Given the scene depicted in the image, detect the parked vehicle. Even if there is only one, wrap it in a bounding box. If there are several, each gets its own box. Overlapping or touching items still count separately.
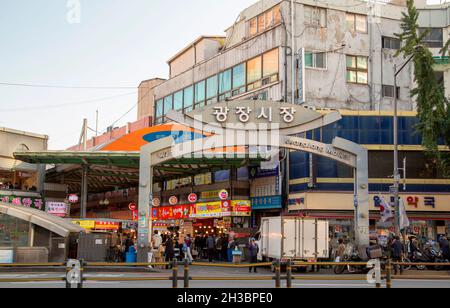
[255,217,329,264]
[334,244,366,274]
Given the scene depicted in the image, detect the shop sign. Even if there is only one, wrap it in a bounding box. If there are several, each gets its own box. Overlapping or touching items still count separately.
[249,167,279,179]
[221,200,231,215]
[200,190,222,200]
[68,194,79,204]
[288,195,306,212]
[188,193,198,203]
[223,217,232,228]
[128,202,137,211]
[152,198,161,207]
[0,249,14,264]
[72,220,96,230]
[251,196,282,210]
[45,201,70,217]
[132,210,138,221]
[231,200,252,217]
[95,221,120,230]
[219,190,229,201]
[191,201,223,218]
[169,196,179,206]
[0,195,44,211]
[153,204,193,220]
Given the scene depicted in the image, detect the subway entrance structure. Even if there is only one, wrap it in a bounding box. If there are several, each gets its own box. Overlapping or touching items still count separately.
[137,100,370,261]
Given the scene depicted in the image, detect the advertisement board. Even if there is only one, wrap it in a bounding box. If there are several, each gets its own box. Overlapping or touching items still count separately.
[0,195,44,211]
[191,201,223,218]
[45,201,70,217]
[231,200,252,217]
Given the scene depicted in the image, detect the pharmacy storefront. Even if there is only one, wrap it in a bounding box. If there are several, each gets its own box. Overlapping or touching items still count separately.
[288,192,450,243]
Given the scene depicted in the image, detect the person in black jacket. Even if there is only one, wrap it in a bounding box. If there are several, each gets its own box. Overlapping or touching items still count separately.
[391,236,404,275]
[439,236,450,261]
[164,234,175,269]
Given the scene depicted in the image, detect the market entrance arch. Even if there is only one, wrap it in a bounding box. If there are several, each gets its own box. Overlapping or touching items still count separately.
[137,101,369,261]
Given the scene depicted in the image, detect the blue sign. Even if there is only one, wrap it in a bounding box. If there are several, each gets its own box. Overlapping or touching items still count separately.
[251,196,282,210]
[249,166,279,179]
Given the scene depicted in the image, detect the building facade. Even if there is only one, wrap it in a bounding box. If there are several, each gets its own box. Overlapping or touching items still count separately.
[130,0,450,242]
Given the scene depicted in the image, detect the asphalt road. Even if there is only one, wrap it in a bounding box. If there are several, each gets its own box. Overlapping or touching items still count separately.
[0,266,449,288]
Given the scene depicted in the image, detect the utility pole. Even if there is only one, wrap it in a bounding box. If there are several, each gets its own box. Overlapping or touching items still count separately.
[393,53,415,235]
[95,110,99,137]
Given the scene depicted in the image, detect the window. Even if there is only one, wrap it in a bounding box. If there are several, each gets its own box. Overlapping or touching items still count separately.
[304,5,327,28]
[382,37,401,50]
[247,56,262,90]
[163,96,173,117]
[232,63,246,96]
[305,51,327,69]
[219,69,232,94]
[206,75,218,104]
[419,28,443,48]
[346,13,367,33]
[183,86,194,113]
[382,85,400,99]
[247,5,282,37]
[249,17,258,36]
[346,55,368,84]
[173,90,183,111]
[263,49,279,77]
[194,80,206,109]
[155,99,163,118]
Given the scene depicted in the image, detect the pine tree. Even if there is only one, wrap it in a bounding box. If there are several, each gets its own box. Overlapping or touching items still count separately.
[395,0,450,177]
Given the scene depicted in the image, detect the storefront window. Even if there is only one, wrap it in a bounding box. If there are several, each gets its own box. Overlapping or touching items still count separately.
[0,214,29,247]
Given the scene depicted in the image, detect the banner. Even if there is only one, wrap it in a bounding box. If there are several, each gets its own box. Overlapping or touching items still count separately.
[0,195,44,211]
[231,200,252,217]
[191,202,223,218]
[399,198,410,230]
[45,201,70,217]
[152,204,194,220]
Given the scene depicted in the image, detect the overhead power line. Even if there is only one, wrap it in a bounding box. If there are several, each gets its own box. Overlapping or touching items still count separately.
[0,92,136,112]
[0,82,137,90]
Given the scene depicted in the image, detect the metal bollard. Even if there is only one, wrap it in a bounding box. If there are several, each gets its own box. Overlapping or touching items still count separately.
[184,258,190,288]
[286,260,292,289]
[172,259,178,288]
[78,260,84,289]
[274,260,281,288]
[386,259,392,289]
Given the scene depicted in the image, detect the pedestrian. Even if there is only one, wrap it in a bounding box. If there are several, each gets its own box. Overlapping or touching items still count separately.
[164,234,175,269]
[391,236,404,275]
[184,234,193,263]
[407,236,418,261]
[439,236,450,260]
[221,235,229,261]
[336,238,346,262]
[152,231,162,250]
[206,234,216,263]
[228,238,236,263]
[247,238,259,273]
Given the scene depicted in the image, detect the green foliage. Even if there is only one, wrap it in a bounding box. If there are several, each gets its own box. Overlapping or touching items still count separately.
[395,0,450,177]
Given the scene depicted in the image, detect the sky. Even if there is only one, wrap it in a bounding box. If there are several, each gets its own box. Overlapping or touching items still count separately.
[0,0,257,150]
[0,0,445,150]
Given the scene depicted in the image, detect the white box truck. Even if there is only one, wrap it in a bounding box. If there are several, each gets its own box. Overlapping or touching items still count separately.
[256,217,329,262]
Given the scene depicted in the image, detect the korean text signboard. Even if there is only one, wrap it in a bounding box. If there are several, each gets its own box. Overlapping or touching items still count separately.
[0,195,44,211]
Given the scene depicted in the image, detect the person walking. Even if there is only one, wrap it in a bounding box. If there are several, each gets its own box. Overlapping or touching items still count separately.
[221,235,229,261]
[152,231,162,250]
[336,238,346,262]
[164,234,175,269]
[391,236,404,275]
[247,238,259,273]
[228,238,237,263]
[184,235,194,263]
[407,236,418,261]
[206,234,216,263]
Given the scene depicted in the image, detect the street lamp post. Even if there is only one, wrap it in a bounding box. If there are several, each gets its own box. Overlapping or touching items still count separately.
[393,54,415,235]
